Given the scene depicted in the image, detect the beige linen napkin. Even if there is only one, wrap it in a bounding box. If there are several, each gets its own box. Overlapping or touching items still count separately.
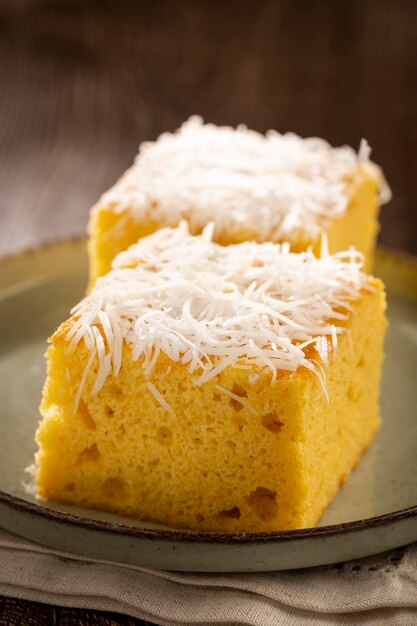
[0,527,416,626]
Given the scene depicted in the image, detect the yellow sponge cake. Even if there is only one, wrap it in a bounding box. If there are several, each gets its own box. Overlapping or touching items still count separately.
[87,117,390,288]
[36,224,387,532]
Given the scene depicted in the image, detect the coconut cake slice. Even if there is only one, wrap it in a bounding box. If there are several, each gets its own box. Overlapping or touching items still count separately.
[87,116,390,288]
[36,223,387,532]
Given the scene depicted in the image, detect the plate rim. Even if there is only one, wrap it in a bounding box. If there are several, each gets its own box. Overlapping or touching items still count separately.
[1,491,416,544]
[1,239,416,547]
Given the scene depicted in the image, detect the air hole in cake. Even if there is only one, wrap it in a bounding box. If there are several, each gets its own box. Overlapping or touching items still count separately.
[228,384,248,412]
[226,440,236,449]
[207,426,215,433]
[347,385,362,402]
[106,383,123,398]
[246,487,278,520]
[262,412,284,433]
[232,384,247,397]
[78,399,96,431]
[358,356,366,368]
[64,482,75,493]
[213,393,222,401]
[338,473,348,488]
[157,426,172,445]
[105,405,114,418]
[219,506,241,519]
[193,437,202,445]
[230,397,243,412]
[76,443,100,464]
[102,477,125,497]
[195,514,205,523]
[232,415,245,432]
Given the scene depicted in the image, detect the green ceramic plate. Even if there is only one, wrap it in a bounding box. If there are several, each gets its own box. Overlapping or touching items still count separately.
[0,240,416,572]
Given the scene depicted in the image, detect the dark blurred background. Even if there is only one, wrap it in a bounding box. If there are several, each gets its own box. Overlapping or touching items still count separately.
[0,0,416,256]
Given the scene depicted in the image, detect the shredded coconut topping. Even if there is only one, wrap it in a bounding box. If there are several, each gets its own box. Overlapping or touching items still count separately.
[67,223,370,406]
[99,116,390,244]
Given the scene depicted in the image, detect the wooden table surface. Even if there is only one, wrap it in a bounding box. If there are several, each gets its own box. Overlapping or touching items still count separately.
[0,1,416,624]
